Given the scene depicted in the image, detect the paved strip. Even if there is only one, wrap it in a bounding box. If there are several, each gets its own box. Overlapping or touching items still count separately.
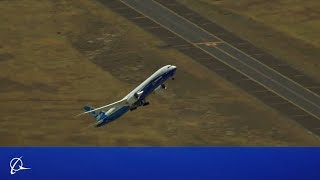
[154,0,320,95]
[97,0,320,136]
[119,0,320,118]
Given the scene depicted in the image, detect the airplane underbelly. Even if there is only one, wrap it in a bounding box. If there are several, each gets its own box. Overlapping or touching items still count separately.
[141,79,165,99]
[95,106,130,127]
[107,106,130,121]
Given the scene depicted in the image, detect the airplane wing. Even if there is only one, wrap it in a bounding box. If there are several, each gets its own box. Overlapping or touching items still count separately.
[77,98,128,116]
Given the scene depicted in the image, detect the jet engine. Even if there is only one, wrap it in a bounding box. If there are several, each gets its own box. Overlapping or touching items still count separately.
[127,91,143,105]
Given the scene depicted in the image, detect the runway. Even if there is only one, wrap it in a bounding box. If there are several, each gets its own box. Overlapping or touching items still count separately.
[99,0,320,135]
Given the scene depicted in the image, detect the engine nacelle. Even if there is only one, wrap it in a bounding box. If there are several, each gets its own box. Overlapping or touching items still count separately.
[154,84,166,94]
[127,94,138,105]
[127,91,143,105]
[105,107,116,116]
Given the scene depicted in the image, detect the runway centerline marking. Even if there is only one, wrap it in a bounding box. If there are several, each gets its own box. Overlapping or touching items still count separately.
[130,16,147,19]
[194,41,223,47]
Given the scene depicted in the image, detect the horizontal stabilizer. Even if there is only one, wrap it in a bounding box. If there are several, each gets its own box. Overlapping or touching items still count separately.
[83,106,99,118]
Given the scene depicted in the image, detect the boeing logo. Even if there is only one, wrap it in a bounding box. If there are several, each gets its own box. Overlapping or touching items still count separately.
[10,156,31,175]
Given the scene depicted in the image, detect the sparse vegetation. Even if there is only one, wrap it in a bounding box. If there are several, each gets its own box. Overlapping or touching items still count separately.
[178,0,320,82]
[0,0,318,145]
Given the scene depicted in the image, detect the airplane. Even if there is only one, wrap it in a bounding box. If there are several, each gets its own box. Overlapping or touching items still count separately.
[77,65,177,127]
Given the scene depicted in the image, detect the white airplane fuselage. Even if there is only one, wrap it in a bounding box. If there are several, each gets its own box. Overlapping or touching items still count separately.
[125,65,177,107]
[83,65,177,127]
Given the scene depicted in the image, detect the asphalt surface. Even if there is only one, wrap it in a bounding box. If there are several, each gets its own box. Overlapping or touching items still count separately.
[99,0,320,135]
[121,0,320,116]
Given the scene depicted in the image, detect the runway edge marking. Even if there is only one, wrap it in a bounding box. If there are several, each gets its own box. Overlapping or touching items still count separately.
[118,0,320,119]
[116,0,320,137]
[152,0,320,99]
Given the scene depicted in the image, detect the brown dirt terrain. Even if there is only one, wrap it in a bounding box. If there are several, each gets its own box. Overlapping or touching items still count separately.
[0,0,319,145]
[178,0,320,82]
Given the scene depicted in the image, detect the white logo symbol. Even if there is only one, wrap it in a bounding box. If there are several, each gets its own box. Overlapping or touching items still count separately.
[10,156,31,175]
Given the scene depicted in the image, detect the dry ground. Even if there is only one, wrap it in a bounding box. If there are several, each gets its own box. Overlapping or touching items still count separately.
[0,0,319,145]
[178,0,320,82]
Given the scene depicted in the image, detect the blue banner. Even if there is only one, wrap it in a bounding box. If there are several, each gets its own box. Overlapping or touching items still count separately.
[0,147,319,180]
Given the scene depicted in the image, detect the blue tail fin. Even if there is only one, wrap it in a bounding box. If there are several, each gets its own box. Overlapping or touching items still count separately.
[83,106,107,121]
[83,106,99,118]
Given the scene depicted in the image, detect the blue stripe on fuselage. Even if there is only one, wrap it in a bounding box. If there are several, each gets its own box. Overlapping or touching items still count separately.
[95,68,175,127]
[139,68,176,100]
[95,106,130,127]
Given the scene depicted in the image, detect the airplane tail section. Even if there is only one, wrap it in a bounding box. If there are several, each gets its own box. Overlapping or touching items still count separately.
[83,106,98,118]
[83,106,107,121]
[78,98,128,117]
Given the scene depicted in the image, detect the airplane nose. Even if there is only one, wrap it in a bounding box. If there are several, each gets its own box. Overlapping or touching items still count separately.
[171,65,177,70]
